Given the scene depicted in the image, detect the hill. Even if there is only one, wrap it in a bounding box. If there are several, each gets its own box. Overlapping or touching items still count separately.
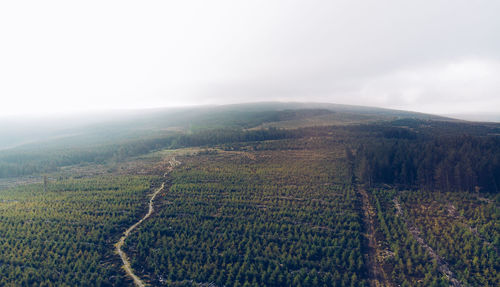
[0,102,453,150]
[0,102,498,286]
[0,102,498,180]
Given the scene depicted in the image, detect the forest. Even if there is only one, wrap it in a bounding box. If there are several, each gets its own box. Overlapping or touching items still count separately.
[357,134,500,192]
[0,175,156,286]
[0,107,498,286]
[0,127,295,178]
[124,141,367,286]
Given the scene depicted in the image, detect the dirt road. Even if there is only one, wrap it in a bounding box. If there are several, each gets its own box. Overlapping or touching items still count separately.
[115,182,164,287]
[115,157,180,287]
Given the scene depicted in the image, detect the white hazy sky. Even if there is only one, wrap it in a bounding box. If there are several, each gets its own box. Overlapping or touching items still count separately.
[1,0,499,117]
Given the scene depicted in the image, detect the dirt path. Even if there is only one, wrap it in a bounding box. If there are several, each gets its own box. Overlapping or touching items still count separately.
[115,157,180,287]
[394,198,464,287]
[358,186,392,287]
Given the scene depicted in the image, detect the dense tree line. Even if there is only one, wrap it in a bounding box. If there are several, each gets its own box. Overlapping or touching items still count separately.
[172,127,294,148]
[0,128,296,178]
[357,135,500,192]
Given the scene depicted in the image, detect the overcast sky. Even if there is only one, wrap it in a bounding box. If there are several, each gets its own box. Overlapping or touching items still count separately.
[1,1,499,118]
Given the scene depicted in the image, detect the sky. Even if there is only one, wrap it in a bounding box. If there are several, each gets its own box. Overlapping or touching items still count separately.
[1,1,499,119]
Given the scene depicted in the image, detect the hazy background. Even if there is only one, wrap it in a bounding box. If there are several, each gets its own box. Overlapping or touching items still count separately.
[1,1,499,121]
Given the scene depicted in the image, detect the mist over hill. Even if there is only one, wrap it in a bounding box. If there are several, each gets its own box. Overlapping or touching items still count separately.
[444,112,500,123]
[0,102,456,151]
[0,102,498,180]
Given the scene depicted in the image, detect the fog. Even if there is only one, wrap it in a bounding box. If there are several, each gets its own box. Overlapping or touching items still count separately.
[1,1,499,120]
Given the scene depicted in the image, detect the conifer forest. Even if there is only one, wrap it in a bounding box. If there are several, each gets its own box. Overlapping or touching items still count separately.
[0,106,498,286]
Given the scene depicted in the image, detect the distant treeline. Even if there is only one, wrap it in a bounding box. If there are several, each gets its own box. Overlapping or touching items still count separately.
[2,122,500,194]
[357,135,500,192]
[0,128,295,178]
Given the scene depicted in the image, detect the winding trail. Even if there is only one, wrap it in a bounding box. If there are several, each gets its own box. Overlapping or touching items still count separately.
[115,157,180,287]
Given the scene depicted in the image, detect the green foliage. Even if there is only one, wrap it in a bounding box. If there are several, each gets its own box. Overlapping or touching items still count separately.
[357,135,500,192]
[0,112,498,286]
[368,189,445,286]
[0,128,295,179]
[401,191,500,286]
[124,145,367,286]
[0,175,154,286]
